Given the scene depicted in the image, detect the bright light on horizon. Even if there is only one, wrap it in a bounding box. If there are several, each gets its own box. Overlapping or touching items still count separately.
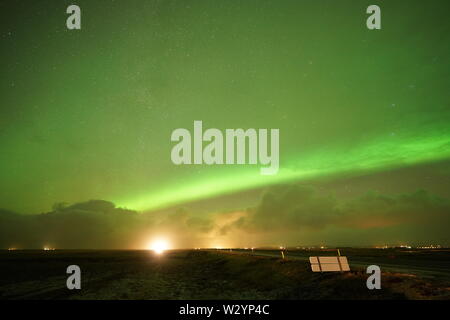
[149,239,170,254]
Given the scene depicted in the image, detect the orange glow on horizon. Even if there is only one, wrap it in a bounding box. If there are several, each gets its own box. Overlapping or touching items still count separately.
[149,239,170,254]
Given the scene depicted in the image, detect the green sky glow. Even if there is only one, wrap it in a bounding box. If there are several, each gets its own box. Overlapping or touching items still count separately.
[1,0,449,214]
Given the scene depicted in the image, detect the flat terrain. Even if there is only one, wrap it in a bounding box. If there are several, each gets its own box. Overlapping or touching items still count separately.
[0,249,449,300]
[236,248,450,281]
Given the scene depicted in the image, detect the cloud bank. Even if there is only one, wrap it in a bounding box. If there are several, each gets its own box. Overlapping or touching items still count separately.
[1,185,449,249]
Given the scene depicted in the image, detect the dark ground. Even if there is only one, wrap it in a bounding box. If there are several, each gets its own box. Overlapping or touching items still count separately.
[0,249,449,300]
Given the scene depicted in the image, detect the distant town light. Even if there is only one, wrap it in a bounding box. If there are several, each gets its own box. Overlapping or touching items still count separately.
[150,239,169,254]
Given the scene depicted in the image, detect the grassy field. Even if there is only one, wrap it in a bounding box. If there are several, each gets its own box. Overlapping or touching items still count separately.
[0,249,449,300]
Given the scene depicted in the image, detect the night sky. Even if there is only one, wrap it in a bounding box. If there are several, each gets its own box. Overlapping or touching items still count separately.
[0,0,449,249]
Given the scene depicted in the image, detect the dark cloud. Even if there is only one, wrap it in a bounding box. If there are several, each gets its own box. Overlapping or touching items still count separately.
[0,200,144,249]
[218,185,450,246]
[0,201,215,249]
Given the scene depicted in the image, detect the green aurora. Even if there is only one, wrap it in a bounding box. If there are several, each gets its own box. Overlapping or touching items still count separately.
[122,128,450,211]
[1,0,449,244]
